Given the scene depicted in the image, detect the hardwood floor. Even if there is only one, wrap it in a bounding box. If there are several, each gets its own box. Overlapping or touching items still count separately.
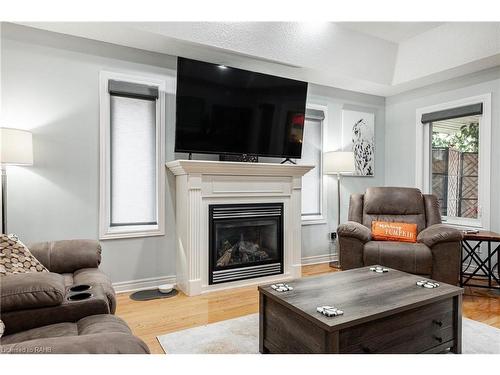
[115,263,500,354]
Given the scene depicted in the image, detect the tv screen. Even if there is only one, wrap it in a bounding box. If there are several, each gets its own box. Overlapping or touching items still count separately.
[175,57,308,159]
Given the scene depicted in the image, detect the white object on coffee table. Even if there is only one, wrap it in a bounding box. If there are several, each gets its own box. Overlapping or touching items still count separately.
[317,305,344,317]
[416,280,440,289]
[271,283,293,292]
[370,266,389,273]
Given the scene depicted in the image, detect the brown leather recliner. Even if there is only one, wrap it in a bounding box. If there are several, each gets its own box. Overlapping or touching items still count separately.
[337,187,463,285]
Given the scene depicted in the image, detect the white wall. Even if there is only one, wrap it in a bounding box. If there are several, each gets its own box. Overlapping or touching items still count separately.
[1,23,178,283]
[385,67,500,233]
[301,85,385,261]
[1,23,386,283]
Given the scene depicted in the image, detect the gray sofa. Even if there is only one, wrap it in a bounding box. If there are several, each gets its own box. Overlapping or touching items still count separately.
[337,187,463,285]
[0,239,149,354]
[1,240,116,335]
[28,239,116,313]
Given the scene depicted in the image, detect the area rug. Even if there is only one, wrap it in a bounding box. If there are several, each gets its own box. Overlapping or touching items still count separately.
[157,314,500,354]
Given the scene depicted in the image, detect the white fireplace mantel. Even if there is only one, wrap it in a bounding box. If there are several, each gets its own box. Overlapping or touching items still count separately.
[166,160,314,296]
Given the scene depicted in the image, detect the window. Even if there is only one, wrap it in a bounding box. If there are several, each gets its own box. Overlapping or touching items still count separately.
[416,94,491,229]
[99,72,170,239]
[431,116,479,220]
[300,105,327,224]
[110,95,157,226]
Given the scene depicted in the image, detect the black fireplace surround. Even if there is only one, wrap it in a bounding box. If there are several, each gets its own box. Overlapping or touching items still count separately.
[209,203,284,284]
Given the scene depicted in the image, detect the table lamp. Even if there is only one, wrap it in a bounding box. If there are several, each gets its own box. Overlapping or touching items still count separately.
[323,151,355,229]
[0,128,34,233]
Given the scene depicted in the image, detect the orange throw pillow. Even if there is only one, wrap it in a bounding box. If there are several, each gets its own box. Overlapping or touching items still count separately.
[371,221,417,243]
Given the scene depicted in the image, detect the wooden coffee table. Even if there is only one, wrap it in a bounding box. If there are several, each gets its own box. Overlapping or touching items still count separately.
[258,266,463,354]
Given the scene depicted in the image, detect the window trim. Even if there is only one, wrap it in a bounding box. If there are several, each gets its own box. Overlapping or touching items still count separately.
[301,103,328,225]
[99,71,172,239]
[415,93,491,230]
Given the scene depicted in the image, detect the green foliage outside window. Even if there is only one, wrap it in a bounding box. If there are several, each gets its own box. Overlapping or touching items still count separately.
[432,123,479,152]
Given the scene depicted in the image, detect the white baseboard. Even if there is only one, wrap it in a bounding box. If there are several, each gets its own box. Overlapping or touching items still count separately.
[301,253,336,265]
[113,275,176,294]
[113,255,337,293]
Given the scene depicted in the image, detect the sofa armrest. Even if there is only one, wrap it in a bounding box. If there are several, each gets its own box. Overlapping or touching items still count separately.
[0,272,65,313]
[417,224,463,248]
[28,240,102,273]
[1,285,110,335]
[338,221,371,243]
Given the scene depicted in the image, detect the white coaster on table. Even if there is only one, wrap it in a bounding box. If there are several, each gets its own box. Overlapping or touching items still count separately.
[271,283,294,292]
[416,280,440,288]
[370,266,389,273]
[316,306,344,317]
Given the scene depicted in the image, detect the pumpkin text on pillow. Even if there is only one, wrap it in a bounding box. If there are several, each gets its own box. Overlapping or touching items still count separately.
[371,221,417,243]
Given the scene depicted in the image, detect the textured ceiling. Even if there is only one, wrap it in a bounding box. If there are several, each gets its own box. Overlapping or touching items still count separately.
[15,22,500,97]
[338,22,443,42]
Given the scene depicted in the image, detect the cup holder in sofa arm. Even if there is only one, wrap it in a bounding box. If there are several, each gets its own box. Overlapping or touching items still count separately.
[67,292,93,301]
[69,284,92,293]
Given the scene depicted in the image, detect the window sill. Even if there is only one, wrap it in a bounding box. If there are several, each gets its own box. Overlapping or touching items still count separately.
[441,219,485,231]
[301,216,327,226]
[99,227,165,240]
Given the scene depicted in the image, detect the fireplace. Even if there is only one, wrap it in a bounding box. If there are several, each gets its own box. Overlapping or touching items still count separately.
[209,203,284,284]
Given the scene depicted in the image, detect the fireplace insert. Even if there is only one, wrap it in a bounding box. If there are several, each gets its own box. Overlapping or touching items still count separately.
[209,203,284,284]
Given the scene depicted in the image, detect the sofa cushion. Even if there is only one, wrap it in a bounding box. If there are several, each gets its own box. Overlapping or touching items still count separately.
[363,241,432,275]
[0,315,131,345]
[27,240,102,274]
[0,234,48,276]
[0,321,78,345]
[0,272,65,313]
[0,315,150,354]
[362,187,427,233]
[363,187,425,215]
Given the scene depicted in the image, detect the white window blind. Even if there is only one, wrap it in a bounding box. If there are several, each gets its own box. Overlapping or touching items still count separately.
[110,95,157,226]
[301,118,322,216]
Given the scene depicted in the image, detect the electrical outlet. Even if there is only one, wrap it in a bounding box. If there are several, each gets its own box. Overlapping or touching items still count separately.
[330,232,337,241]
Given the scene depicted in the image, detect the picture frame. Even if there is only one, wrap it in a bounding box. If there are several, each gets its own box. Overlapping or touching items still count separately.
[341,109,375,176]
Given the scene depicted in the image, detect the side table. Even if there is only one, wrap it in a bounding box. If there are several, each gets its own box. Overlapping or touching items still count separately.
[461,231,500,290]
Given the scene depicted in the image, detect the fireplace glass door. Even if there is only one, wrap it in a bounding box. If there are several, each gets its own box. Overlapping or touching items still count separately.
[209,203,284,284]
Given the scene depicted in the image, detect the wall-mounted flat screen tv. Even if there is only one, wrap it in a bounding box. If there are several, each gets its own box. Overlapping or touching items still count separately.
[175,57,308,159]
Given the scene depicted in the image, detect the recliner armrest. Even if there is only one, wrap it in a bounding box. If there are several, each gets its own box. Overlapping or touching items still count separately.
[0,272,65,313]
[28,240,102,273]
[417,224,463,248]
[338,221,371,243]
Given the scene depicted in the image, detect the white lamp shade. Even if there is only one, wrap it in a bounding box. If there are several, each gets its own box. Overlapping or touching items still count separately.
[0,128,34,165]
[324,151,355,174]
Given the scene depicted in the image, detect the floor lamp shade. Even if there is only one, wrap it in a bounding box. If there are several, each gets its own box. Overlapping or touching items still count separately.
[1,128,33,234]
[323,151,355,175]
[0,128,34,165]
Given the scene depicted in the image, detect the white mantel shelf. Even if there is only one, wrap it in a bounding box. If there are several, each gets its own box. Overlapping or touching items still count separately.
[166,159,314,296]
[166,159,314,177]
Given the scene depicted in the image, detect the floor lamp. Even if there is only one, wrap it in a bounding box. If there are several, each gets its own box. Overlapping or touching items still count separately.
[0,128,34,234]
[323,151,355,266]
